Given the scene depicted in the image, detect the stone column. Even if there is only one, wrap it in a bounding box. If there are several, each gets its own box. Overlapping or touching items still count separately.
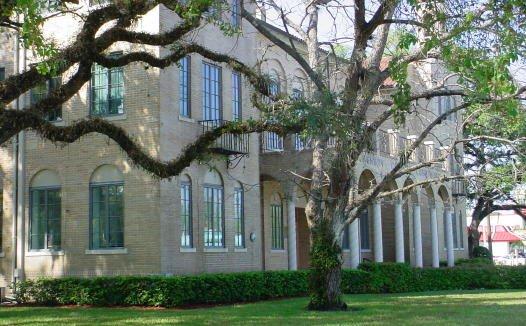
[430,205,440,268]
[373,201,383,263]
[394,199,405,263]
[445,207,455,267]
[350,219,360,269]
[413,203,423,268]
[286,183,297,270]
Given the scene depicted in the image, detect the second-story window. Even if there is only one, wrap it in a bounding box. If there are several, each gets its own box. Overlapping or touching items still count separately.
[91,52,124,117]
[232,71,241,121]
[231,0,240,28]
[438,96,457,122]
[31,76,62,122]
[203,62,222,121]
[179,56,191,117]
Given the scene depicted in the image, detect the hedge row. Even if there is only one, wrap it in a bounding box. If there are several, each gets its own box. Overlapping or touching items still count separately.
[15,262,526,307]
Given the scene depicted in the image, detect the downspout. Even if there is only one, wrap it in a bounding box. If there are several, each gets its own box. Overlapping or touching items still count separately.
[11,15,20,289]
[11,14,27,291]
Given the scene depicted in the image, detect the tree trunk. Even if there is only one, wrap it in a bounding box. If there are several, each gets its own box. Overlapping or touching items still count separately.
[468,221,481,258]
[307,219,347,311]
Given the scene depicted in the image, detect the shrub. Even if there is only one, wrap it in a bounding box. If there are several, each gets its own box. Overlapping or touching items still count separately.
[14,264,526,307]
[456,258,493,267]
[473,246,492,258]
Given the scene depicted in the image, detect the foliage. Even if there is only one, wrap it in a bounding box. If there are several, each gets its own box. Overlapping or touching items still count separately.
[455,257,493,267]
[15,264,526,307]
[473,246,493,259]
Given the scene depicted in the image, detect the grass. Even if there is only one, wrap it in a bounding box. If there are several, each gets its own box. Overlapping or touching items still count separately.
[1,290,525,325]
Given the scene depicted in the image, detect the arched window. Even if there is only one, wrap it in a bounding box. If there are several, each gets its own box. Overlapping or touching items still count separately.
[269,69,281,97]
[180,174,193,248]
[89,165,124,249]
[270,193,284,250]
[234,182,245,248]
[291,76,305,100]
[29,170,61,250]
[204,170,224,247]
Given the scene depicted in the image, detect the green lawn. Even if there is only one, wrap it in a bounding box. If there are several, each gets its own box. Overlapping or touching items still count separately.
[1,290,525,325]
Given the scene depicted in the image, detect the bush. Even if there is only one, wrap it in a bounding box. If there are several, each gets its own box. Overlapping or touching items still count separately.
[456,258,493,267]
[14,264,526,307]
[473,246,492,258]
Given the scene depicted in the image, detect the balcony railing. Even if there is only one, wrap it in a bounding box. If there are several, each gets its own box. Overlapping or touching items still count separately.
[199,120,249,155]
[286,129,454,172]
[262,131,283,152]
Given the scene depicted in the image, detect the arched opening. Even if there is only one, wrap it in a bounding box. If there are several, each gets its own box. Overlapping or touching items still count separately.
[438,185,451,251]
[381,180,398,262]
[203,169,224,248]
[421,185,436,266]
[402,177,418,263]
[358,170,377,260]
[89,165,124,250]
[29,170,61,251]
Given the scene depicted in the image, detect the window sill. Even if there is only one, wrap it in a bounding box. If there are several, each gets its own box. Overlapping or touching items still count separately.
[180,247,197,253]
[361,249,372,253]
[234,248,247,253]
[271,249,286,253]
[342,249,350,253]
[26,250,64,257]
[203,248,228,253]
[51,119,65,126]
[91,113,127,121]
[85,248,128,255]
[178,116,195,123]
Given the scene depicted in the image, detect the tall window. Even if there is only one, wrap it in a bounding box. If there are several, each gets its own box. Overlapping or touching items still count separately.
[291,76,304,100]
[452,211,458,248]
[232,72,242,121]
[458,212,464,248]
[359,209,370,250]
[0,67,5,81]
[204,170,224,247]
[179,56,191,117]
[234,184,244,248]
[31,77,62,121]
[90,165,124,249]
[438,96,457,121]
[271,204,284,249]
[0,177,3,252]
[342,224,350,250]
[203,62,222,121]
[29,170,61,250]
[91,52,124,116]
[180,176,193,248]
[231,0,240,27]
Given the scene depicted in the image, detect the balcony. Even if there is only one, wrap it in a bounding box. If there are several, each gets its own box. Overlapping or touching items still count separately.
[199,120,249,156]
[261,131,284,153]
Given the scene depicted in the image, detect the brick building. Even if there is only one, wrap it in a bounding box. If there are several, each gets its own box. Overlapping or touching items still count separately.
[0,1,468,291]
